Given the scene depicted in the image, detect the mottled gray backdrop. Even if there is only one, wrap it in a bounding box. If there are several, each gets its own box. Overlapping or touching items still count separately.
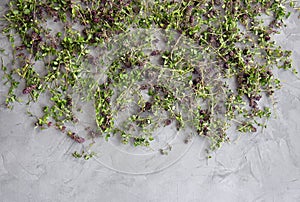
[0,1,300,202]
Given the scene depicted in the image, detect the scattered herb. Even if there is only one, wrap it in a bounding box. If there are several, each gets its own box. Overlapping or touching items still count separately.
[1,0,299,159]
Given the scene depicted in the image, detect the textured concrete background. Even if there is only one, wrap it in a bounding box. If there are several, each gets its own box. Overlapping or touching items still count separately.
[1,1,300,202]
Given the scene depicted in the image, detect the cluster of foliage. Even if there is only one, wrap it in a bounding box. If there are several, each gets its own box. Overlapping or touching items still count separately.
[0,0,298,156]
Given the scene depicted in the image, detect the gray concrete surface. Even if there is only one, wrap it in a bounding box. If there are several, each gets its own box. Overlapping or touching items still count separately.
[0,2,300,202]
